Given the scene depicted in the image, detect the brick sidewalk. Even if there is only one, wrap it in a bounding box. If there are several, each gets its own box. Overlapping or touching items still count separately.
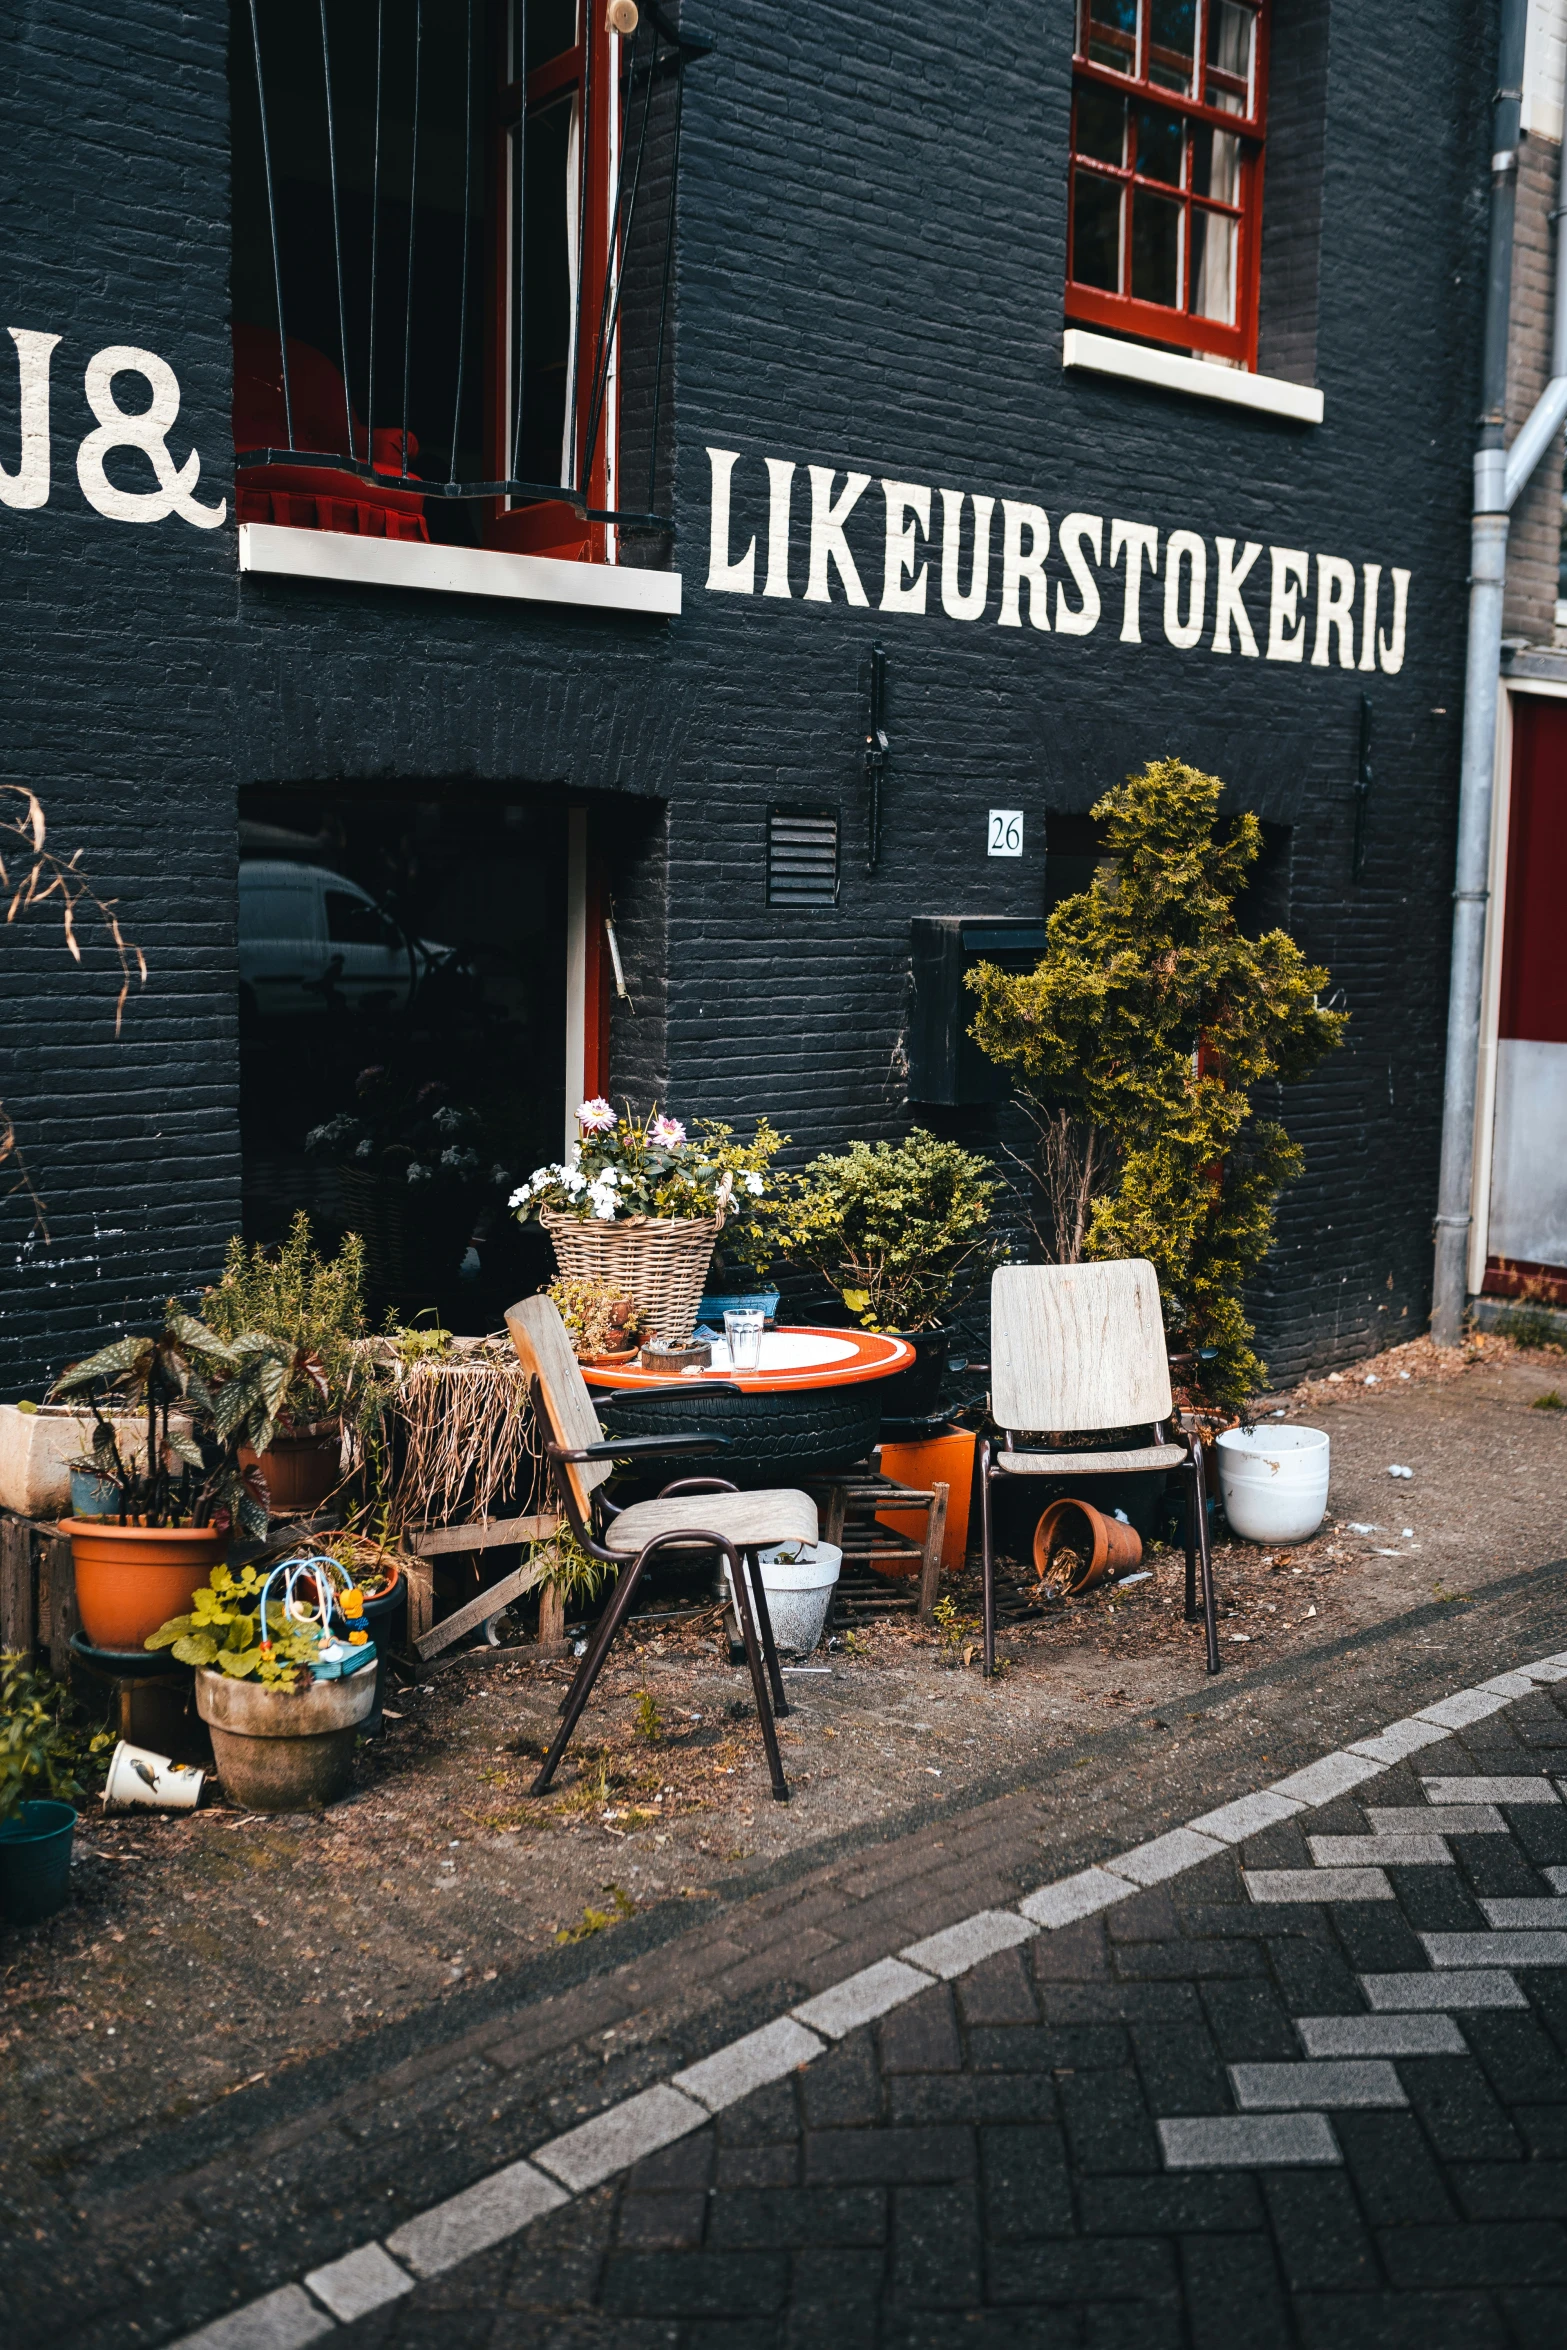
[182,1664,1567,2349]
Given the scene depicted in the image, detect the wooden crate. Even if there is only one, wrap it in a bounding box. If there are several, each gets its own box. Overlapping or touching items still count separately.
[0,1510,80,1670]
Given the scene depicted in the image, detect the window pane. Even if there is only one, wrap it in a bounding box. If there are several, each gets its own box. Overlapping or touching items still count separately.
[1191,205,1236,322]
[1131,188,1182,306]
[1086,0,1138,76]
[1148,0,1195,94]
[1205,0,1253,109]
[1077,82,1127,165]
[1189,124,1240,203]
[1134,103,1184,186]
[1072,170,1125,291]
[526,0,579,70]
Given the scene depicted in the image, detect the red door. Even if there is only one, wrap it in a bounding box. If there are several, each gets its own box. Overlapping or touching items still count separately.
[1487,696,1567,1295]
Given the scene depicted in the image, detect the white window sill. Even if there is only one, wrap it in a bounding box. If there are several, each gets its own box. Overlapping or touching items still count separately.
[1062,327,1324,425]
[236,522,682,617]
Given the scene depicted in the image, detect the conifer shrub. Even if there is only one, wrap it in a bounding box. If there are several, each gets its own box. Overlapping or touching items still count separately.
[966,758,1346,1408]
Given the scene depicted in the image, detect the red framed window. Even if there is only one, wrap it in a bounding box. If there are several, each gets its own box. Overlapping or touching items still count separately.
[233,2,681,564]
[1066,0,1268,367]
[486,0,619,562]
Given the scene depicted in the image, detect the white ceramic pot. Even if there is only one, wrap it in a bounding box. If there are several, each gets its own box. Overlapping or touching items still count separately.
[102,1740,205,1811]
[724,1541,843,1655]
[1216,1424,1330,1544]
[0,1405,142,1519]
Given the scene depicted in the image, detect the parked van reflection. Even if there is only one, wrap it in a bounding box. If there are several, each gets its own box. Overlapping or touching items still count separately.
[238,859,453,1020]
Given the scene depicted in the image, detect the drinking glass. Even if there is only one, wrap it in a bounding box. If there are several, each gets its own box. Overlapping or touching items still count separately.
[724,1308,765,1372]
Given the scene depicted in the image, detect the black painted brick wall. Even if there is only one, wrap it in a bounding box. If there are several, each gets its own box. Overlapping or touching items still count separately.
[0,0,1493,1396]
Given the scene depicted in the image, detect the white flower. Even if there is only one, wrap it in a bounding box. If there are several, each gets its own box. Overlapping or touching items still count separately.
[743,1171,764,1197]
[565,1169,587,1194]
[507,1186,529,1210]
[577,1096,616,1134]
[588,1179,619,1221]
[650,1115,686,1148]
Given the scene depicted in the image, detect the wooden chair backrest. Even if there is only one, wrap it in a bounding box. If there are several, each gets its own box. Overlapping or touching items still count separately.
[505,1295,611,1523]
[990,1259,1172,1435]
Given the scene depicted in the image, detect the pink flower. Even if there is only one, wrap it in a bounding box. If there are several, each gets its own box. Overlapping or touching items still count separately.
[650,1115,686,1148]
[576,1097,616,1134]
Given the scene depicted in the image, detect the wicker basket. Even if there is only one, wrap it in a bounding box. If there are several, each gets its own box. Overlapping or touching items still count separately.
[540,1210,721,1347]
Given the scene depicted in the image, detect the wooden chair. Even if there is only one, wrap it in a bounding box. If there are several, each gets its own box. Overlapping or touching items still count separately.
[979,1260,1220,1677]
[505,1295,818,1802]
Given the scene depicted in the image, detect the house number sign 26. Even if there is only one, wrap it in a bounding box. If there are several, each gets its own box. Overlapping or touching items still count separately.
[0,327,225,528]
[988,810,1024,857]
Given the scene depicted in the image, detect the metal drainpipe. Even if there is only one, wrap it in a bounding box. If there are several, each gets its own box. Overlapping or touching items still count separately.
[1430,0,1530,1347]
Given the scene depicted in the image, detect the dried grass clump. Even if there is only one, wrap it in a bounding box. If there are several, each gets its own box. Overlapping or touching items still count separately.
[372,1334,544,1531]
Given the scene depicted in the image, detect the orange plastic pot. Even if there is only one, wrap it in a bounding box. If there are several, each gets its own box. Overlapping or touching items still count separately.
[62,1519,228,1651]
[876,1427,977,1575]
[1031,1497,1142,1595]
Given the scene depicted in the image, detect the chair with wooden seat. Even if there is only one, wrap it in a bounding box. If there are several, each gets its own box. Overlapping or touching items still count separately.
[979,1260,1220,1677]
[506,1294,816,1802]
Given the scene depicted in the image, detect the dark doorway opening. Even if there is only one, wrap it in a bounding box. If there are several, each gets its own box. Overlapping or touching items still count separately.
[238,780,566,1330]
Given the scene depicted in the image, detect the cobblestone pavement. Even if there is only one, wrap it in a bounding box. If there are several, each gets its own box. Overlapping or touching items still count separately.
[16,1569,1567,2350]
[309,1672,1567,2350]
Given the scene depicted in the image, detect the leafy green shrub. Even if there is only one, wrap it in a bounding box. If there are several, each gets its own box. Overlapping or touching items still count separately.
[146,1562,326,1687]
[770,1128,1005,1331]
[967,758,1346,1408]
[0,1652,108,1818]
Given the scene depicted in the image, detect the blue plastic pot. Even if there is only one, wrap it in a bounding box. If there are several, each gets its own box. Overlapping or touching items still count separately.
[0,1799,77,1926]
[69,1467,121,1519]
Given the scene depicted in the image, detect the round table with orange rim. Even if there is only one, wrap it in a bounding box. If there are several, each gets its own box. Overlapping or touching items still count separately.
[581,1325,916,1483]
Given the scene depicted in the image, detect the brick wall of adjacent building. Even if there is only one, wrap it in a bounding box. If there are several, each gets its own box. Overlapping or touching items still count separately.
[0,0,1495,1397]
[1503,130,1567,644]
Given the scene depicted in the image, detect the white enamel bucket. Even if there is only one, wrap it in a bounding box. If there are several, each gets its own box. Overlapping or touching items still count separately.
[1216,1424,1330,1544]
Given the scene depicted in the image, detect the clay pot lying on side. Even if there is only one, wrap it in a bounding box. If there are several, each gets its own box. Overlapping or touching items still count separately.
[1031,1496,1143,1596]
[195,1664,377,1812]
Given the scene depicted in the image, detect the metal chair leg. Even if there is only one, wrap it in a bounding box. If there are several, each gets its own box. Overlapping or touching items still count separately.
[739,1547,790,1719]
[724,1540,789,1802]
[1184,1471,1199,1622]
[1191,1441,1221,1674]
[979,1439,996,1677]
[529,1546,655,1795]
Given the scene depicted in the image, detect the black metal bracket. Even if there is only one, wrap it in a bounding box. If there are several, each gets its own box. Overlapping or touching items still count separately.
[1351,692,1373,880]
[865,642,888,874]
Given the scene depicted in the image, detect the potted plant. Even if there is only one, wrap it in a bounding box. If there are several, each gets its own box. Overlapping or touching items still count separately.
[0,1398,158,1520]
[770,1129,1007,1420]
[547,1275,649,1365]
[307,1069,511,1318]
[202,1213,366,1515]
[0,1651,108,1925]
[512,1103,782,1347]
[48,1306,296,1650]
[146,1560,376,1810]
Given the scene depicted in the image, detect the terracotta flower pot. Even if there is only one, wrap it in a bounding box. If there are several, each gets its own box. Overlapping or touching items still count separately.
[61,1519,228,1652]
[196,1662,377,1811]
[240,1430,341,1515]
[1031,1497,1143,1596]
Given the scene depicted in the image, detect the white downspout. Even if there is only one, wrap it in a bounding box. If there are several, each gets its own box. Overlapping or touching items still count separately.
[1431,0,1540,1343]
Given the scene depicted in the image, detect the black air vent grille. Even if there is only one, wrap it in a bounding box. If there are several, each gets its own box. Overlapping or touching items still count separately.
[767,809,839,907]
